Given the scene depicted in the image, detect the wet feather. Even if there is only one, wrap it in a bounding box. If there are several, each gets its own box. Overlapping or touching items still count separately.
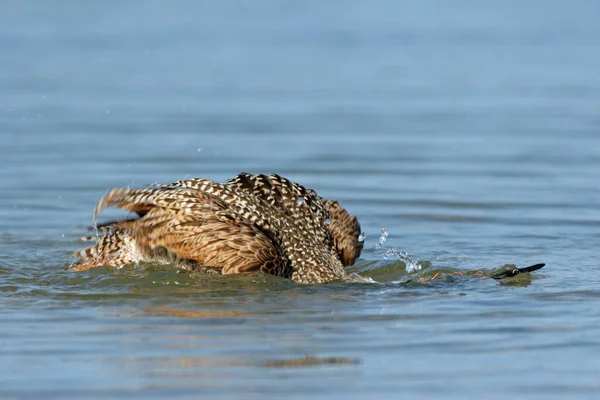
[72,173,365,283]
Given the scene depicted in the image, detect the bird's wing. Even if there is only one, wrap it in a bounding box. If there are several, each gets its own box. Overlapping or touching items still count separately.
[73,186,288,276]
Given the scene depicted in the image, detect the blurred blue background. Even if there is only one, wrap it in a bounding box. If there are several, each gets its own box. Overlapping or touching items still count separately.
[1,1,600,399]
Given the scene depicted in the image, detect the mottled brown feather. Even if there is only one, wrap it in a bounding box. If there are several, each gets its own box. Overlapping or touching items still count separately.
[323,199,364,266]
[226,173,362,265]
[72,228,139,271]
[73,173,366,284]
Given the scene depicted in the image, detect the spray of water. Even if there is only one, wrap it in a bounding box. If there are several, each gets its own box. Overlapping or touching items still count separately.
[374,228,422,273]
[92,220,100,241]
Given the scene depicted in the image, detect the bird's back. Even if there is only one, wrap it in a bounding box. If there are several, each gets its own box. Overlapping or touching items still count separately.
[72,173,364,283]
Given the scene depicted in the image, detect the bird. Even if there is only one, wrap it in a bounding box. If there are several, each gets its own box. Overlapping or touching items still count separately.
[72,173,368,284]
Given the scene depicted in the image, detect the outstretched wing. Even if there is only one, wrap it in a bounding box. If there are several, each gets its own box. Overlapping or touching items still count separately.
[73,186,288,276]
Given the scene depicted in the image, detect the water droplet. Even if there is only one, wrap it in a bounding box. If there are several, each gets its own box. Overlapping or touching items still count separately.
[406,261,422,273]
[296,197,304,206]
[92,221,99,239]
[324,219,331,225]
[197,148,202,152]
[377,228,388,247]
[357,232,366,243]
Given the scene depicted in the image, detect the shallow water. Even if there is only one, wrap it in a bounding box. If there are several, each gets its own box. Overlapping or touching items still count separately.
[2,1,600,399]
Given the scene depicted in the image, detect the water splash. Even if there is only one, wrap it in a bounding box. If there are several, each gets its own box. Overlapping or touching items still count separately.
[383,248,422,273]
[375,228,388,249]
[92,219,100,241]
[374,228,422,273]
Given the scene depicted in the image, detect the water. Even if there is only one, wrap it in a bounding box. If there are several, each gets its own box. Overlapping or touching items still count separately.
[2,1,600,398]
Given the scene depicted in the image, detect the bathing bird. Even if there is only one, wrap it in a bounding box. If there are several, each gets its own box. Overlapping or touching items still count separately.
[73,173,367,284]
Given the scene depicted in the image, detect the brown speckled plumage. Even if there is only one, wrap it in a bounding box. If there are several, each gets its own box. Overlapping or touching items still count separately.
[72,173,366,284]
